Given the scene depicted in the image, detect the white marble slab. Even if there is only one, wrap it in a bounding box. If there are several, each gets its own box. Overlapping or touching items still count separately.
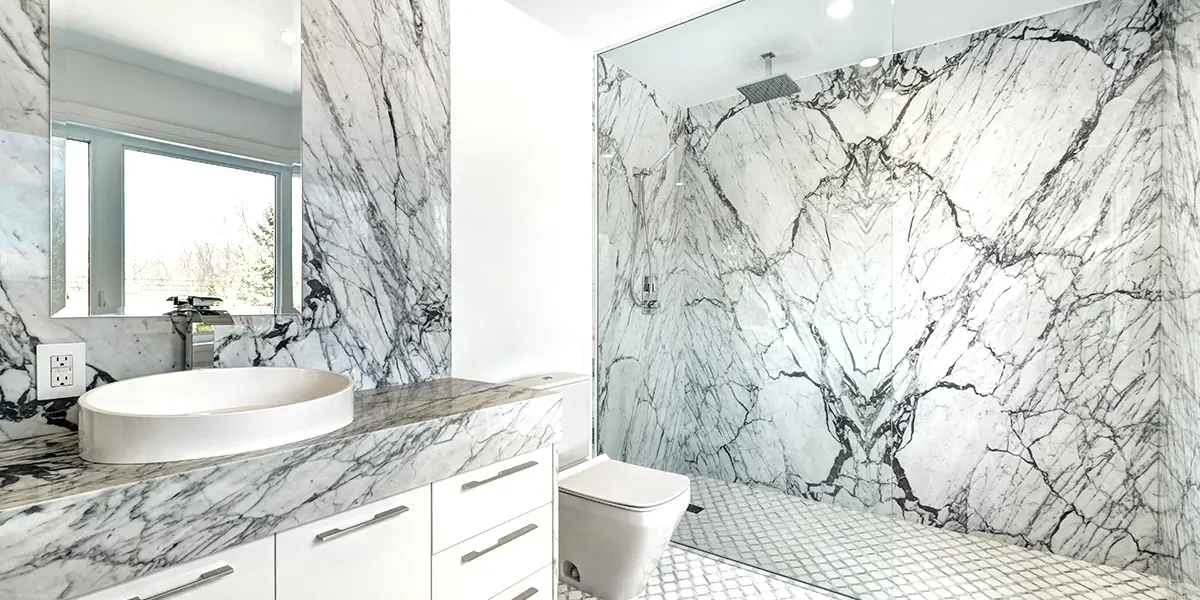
[598,0,1168,574]
[0,0,451,441]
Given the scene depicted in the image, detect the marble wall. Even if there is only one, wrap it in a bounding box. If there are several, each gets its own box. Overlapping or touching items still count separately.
[0,0,450,441]
[599,0,1168,573]
[1164,0,1200,586]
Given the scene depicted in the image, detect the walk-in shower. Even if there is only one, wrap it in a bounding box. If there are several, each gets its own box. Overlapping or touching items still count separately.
[596,0,1198,598]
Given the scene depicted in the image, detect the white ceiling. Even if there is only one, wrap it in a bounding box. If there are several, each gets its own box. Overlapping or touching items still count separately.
[51,0,301,107]
[506,0,1095,107]
[503,0,740,51]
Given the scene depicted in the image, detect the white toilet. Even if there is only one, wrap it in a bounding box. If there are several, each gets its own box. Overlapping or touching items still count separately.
[507,373,691,600]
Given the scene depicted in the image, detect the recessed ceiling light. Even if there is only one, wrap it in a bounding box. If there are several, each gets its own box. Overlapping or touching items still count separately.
[675,182,684,187]
[600,153,615,159]
[826,0,854,19]
[859,56,881,68]
[881,90,898,100]
[280,29,299,45]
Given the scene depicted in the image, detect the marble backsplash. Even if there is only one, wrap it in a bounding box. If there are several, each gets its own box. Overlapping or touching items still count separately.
[598,0,1176,575]
[0,0,450,441]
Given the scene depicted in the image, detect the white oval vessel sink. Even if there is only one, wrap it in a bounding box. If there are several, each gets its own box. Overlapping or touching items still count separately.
[78,367,355,464]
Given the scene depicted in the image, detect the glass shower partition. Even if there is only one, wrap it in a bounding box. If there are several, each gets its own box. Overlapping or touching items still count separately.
[595,1,899,598]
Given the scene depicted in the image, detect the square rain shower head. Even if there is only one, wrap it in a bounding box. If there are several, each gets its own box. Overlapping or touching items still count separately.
[738,74,800,105]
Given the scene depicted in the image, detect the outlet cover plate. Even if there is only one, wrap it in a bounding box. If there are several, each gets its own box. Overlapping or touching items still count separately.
[36,342,87,400]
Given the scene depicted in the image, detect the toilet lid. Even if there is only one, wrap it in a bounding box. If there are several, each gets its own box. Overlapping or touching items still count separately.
[560,456,690,510]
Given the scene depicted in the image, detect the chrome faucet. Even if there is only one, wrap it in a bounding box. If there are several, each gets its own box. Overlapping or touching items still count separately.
[166,296,235,370]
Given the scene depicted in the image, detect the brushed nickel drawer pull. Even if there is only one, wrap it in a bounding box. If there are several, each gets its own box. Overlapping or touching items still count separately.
[513,587,539,600]
[461,523,539,563]
[462,460,539,491]
[315,505,410,543]
[129,565,234,600]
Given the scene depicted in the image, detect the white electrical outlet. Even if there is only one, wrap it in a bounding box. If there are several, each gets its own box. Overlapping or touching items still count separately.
[36,342,86,400]
[50,354,74,388]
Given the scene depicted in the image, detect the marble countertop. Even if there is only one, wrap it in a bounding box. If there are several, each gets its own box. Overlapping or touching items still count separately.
[0,377,563,600]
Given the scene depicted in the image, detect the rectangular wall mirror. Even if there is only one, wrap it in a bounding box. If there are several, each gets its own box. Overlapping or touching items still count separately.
[49,0,303,317]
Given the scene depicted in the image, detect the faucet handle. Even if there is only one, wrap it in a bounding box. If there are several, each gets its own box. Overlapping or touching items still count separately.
[168,295,224,309]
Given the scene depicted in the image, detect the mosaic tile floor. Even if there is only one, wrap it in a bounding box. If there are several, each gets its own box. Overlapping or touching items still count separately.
[557,545,834,600]
[674,476,1200,600]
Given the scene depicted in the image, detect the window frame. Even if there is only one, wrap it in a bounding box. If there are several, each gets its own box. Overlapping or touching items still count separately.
[52,122,299,316]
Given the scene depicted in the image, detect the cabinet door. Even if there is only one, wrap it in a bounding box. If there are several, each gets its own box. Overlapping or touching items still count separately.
[433,504,553,600]
[432,446,553,552]
[277,484,432,600]
[77,537,273,600]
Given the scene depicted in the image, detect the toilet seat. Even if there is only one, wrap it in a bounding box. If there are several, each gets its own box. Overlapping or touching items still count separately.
[560,455,690,512]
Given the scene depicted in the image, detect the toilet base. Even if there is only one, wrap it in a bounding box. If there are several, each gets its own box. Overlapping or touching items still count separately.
[558,489,690,600]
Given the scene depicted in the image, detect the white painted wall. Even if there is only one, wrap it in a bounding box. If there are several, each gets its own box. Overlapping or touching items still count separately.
[450,0,594,383]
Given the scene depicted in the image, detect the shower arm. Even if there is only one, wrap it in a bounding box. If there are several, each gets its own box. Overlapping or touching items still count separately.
[635,144,679,179]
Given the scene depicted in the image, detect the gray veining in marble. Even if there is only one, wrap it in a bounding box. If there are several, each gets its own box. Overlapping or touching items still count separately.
[0,0,451,442]
[0,378,561,600]
[598,0,1168,575]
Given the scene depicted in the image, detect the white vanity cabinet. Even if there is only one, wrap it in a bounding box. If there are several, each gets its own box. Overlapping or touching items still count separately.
[276,483,433,600]
[76,537,274,600]
[71,446,556,600]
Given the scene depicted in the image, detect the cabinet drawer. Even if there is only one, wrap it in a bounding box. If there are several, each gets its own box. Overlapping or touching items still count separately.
[277,484,431,600]
[78,537,273,600]
[490,564,554,600]
[433,446,553,552]
[433,504,553,600]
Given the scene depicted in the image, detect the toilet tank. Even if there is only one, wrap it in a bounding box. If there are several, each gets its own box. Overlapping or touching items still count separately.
[506,372,592,469]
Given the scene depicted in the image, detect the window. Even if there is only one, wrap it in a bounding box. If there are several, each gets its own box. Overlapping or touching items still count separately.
[123,149,278,315]
[52,124,300,316]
